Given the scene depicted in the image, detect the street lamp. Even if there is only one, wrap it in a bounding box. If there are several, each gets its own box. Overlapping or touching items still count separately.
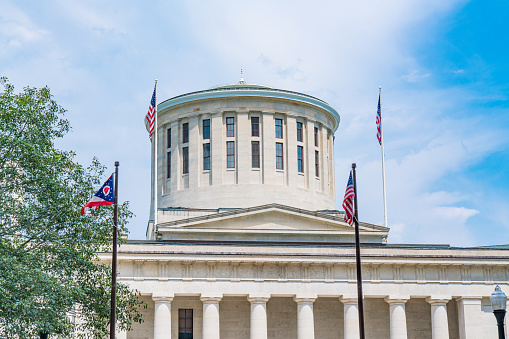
[490,285,507,339]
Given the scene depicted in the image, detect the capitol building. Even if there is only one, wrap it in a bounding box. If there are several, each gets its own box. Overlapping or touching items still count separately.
[102,80,509,339]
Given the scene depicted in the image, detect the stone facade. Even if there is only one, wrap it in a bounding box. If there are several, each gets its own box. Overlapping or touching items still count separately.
[109,81,509,338]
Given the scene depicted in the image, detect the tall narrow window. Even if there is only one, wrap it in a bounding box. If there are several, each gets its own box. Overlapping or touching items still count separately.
[167,151,171,178]
[203,143,210,170]
[183,147,189,174]
[183,123,189,143]
[203,119,210,139]
[297,146,304,173]
[167,128,172,148]
[276,143,283,169]
[226,117,235,137]
[227,141,235,168]
[275,119,283,139]
[179,309,193,339]
[314,127,318,147]
[252,141,260,168]
[297,122,303,142]
[251,117,259,137]
[315,150,319,177]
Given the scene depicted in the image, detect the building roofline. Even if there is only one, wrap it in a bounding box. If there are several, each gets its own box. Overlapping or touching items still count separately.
[156,85,340,131]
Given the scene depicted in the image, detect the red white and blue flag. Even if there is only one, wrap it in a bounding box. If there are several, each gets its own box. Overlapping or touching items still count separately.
[342,171,355,225]
[81,174,115,215]
[145,83,157,138]
[376,93,382,145]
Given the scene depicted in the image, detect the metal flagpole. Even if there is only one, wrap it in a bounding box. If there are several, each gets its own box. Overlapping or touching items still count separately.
[379,86,388,229]
[109,161,119,339]
[351,163,365,339]
[154,80,158,229]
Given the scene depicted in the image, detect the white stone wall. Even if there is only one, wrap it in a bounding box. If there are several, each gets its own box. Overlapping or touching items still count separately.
[153,97,338,215]
[314,297,343,339]
[406,298,432,339]
[267,297,298,339]
[219,297,250,339]
[364,298,390,339]
[128,295,154,339]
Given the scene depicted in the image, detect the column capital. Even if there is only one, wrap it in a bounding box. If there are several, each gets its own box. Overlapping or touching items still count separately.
[294,296,316,303]
[340,296,358,305]
[385,296,410,304]
[426,297,451,305]
[200,295,223,303]
[152,295,174,302]
[248,295,270,303]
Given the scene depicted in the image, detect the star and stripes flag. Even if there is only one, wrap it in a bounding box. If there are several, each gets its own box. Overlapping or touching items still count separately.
[376,93,382,145]
[81,174,115,215]
[342,170,355,225]
[145,83,157,138]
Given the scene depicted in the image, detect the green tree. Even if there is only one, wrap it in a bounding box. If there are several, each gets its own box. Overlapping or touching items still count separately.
[0,77,145,338]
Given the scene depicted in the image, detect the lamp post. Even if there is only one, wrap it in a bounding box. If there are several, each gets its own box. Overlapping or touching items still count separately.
[490,285,507,339]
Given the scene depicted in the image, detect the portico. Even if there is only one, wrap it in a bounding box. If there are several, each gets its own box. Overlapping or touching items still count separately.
[107,80,509,338]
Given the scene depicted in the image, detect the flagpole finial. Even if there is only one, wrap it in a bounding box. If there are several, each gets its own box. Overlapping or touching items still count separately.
[115,161,119,167]
[155,79,158,83]
[379,86,381,89]
[352,163,356,169]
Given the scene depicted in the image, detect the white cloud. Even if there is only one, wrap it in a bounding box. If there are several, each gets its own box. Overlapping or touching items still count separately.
[402,70,431,83]
[0,3,49,54]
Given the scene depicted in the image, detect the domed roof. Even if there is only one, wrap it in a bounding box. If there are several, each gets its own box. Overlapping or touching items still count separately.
[157,79,340,130]
[209,78,273,90]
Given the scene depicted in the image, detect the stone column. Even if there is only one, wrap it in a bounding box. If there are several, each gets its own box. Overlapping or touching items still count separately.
[294,297,316,339]
[153,296,173,339]
[426,298,450,339]
[385,297,409,339]
[201,295,222,339]
[457,297,482,339]
[341,297,359,339]
[248,295,270,339]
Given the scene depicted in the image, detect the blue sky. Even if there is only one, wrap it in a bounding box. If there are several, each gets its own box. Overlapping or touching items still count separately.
[1,0,508,246]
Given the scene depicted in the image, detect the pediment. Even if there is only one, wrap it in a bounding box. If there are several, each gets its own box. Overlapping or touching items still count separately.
[157,204,387,233]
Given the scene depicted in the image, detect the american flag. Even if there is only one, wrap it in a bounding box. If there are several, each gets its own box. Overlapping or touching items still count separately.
[376,93,382,145]
[342,171,355,225]
[145,83,157,138]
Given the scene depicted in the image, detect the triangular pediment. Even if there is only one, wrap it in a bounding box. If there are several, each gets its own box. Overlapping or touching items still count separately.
[157,204,388,233]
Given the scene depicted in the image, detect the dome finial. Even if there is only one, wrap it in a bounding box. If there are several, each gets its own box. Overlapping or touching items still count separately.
[239,66,246,84]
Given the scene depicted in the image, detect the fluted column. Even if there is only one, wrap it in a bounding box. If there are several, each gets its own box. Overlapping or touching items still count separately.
[153,295,173,339]
[201,295,222,339]
[385,297,409,339]
[248,295,270,339]
[427,298,450,339]
[341,297,359,339]
[294,297,315,339]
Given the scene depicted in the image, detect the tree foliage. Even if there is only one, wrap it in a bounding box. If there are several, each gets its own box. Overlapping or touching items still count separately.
[0,77,145,338]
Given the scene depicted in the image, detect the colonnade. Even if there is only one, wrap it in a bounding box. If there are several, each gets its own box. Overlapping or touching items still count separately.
[143,294,474,339]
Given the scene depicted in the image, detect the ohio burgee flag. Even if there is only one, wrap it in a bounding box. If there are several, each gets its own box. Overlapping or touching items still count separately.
[81,174,115,215]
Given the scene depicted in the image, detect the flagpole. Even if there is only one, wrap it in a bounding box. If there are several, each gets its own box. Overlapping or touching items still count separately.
[352,163,365,339]
[154,79,158,230]
[379,86,388,229]
[109,161,119,339]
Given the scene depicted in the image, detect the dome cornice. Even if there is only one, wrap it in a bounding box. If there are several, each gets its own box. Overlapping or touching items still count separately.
[157,85,340,130]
